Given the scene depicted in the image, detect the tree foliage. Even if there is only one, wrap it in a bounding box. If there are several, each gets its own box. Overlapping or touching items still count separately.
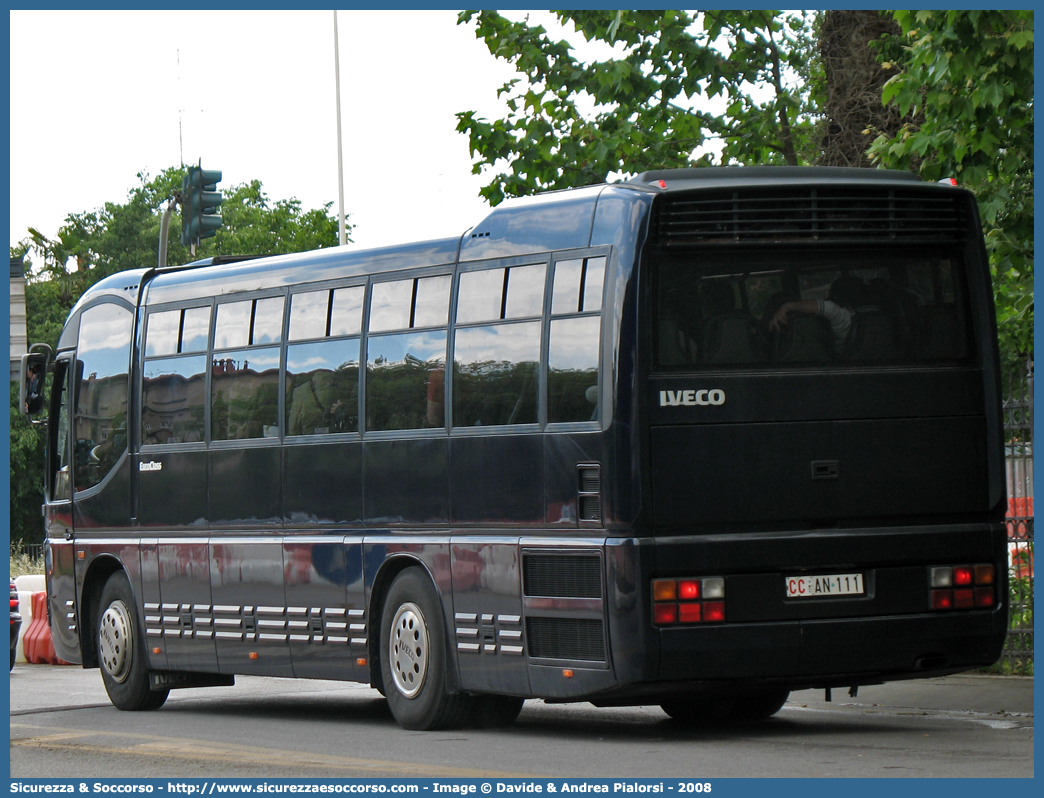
[457,10,1033,362]
[9,168,346,544]
[867,10,1034,360]
[455,10,818,206]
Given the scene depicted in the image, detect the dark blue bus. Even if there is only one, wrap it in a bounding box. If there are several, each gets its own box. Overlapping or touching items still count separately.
[21,166,1008,730]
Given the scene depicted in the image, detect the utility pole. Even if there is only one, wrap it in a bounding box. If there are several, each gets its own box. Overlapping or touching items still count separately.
[333,10,347,246]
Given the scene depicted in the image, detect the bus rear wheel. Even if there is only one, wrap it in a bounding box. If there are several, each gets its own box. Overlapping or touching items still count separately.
[379,568,473,730]
[97,571,168,711]
[661,688,789,725]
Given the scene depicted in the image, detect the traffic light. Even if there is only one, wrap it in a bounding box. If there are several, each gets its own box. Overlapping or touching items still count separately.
[180,161,223,249]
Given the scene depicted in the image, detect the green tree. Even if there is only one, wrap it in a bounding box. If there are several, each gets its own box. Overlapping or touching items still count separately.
[10,168,347,544]
[458,10,1033,368]
[867,10,1034,361]
[455,10,819,206]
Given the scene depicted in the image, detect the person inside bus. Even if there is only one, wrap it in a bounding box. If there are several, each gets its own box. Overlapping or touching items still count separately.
[768,274,873,353]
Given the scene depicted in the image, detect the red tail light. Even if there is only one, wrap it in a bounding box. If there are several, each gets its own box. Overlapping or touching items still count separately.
[652,577,726,626]
[929,564,995,611]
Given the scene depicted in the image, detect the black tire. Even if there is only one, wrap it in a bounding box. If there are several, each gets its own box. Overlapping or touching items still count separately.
[97,572,168,711]
[469,695,525,729]
[661,688,789,725]
[10,646,15,671]
[379,568,474,730]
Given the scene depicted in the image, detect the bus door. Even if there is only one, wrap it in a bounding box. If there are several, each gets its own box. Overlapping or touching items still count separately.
[43,353,79,661]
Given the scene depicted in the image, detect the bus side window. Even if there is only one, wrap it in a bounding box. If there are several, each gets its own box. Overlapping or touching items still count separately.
[548,256,604,424]
[73,303,133,491]
[50,360,72,501]
[366,274,451,431]
[211,296,284,441]
[452,263,546,428]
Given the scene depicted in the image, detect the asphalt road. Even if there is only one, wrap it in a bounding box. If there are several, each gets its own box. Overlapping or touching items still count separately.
[9,665,1034,779]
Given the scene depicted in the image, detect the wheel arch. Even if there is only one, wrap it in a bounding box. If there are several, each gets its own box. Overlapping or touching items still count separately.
[367,554,460,694]
[79,555,129,669]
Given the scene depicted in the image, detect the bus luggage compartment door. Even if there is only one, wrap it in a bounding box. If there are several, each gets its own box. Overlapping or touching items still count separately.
[650,416,988,527]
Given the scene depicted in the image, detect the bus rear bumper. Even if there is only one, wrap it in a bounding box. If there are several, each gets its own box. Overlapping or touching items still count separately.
[657,609,1006,686]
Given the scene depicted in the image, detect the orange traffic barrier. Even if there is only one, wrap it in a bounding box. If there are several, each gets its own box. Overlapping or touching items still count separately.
[22,592,71,665]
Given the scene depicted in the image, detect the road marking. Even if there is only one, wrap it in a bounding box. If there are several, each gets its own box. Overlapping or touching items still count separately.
[11,722,540,777]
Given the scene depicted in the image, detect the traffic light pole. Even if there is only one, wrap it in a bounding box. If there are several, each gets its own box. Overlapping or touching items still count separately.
[157,200,176,268]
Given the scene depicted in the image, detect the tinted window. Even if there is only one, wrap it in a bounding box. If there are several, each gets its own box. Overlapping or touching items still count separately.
[286,339,360,435]
[457,269,505,324]
[145,310,180,357]
[214,301,252,349]
[214,296,284,348]
[211,348,281,440]
[505,263,546,318]
[457,264,546,325]
[413,275,451,328]
[453,321,540,427]
[288,290,329,341]
[181,306,211,352]
[366,332,447,430]
[74,304,133,490]
[547,316,600,423]
[252,297,284,344]
[142,355,208,445]
[146,306,211,357]
[369,280,414,332]
[330,286,365,336]
[652,249,972,369]
[552,257,605,315]
[370,275,451,333]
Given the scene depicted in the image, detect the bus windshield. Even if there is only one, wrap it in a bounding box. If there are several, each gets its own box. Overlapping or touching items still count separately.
[653,247,972,370]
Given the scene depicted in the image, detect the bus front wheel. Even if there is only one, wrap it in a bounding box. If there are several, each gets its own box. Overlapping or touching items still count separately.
[97,571,168,711]
[379,568,473,730]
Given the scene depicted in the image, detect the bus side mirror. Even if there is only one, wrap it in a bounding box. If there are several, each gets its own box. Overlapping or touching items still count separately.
[19,346,52,422]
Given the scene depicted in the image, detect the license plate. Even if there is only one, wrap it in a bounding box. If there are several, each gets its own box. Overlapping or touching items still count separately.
[785,573,865,599]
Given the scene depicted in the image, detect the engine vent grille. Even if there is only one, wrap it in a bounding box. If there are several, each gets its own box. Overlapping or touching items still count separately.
[526,617,606,661]
[651,187,966,244]
[523,553,602,598]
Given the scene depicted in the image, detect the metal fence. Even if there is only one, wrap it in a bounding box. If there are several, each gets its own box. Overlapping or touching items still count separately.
[998,359,1031,668]
[1002,356,1034,672]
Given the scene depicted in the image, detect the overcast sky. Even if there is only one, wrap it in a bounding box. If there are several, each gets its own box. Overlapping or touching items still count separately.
[9,10,544,255]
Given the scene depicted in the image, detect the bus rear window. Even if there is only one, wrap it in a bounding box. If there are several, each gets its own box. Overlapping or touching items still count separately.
[652,249,972,370]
